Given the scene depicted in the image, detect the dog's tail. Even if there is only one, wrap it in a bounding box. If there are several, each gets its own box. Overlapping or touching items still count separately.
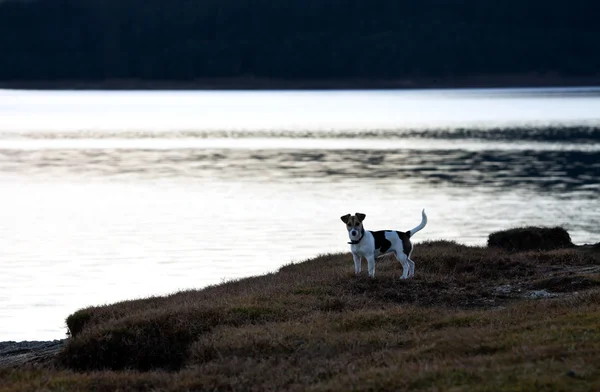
[409,209,427,237]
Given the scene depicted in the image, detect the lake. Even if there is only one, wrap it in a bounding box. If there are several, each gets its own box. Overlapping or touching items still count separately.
[1,87,599,341]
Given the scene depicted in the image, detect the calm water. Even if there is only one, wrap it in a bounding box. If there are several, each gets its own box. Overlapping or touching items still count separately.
[1,87,599,341]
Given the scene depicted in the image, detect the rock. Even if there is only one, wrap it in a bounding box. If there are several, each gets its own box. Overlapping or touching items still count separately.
[494,285,513,295]
[523,290,558,299]
[0,340,66,368]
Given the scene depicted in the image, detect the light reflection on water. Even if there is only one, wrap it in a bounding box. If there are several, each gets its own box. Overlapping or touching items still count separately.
[0,87,599,341]
[2,87,600,132]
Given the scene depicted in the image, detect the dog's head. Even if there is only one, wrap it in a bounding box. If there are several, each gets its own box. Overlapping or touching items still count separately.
[340,213,366,242]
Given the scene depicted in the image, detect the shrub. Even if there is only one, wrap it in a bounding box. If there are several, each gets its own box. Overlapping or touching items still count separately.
[487,226,574,251]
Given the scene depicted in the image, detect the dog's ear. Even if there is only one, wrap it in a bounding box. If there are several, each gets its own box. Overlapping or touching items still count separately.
[340,214,351,224]
[355,213,366,222]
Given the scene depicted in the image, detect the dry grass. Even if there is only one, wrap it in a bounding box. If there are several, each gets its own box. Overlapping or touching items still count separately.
[2,238,600,391]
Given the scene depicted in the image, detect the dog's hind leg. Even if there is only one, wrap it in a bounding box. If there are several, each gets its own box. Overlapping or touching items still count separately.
[407,257,416,278]
[393,251,411,279]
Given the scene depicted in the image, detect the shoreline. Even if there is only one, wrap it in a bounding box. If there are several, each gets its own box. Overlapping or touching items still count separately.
[0,340,67,368]
[1,231,599,389]
[1,241,598,372]
[1,74,600,90]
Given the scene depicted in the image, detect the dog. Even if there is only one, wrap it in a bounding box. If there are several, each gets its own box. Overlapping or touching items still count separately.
[340,209,427,279]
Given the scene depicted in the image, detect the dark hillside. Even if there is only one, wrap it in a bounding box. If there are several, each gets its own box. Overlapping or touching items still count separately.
[0,0,599,87]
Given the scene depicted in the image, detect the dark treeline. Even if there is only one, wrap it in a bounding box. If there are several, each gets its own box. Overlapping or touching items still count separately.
[0,0,599,85]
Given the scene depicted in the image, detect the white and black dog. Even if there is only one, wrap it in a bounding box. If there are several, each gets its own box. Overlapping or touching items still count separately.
[340,209,427,279]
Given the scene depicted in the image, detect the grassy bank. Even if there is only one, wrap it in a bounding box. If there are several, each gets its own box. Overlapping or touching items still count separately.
[1,232,600,391]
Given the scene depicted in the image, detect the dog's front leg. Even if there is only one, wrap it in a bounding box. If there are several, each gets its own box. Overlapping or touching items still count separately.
[352,253,362,275]
[367,255,376,278]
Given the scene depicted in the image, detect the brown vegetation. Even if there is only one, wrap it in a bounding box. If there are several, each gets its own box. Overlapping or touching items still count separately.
[1,234,600,391]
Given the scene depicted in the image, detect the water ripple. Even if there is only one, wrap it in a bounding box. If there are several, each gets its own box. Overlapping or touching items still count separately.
[0,145,598,196]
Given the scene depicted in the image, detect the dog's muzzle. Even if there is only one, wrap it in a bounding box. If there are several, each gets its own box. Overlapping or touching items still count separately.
[348,228,365,245]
